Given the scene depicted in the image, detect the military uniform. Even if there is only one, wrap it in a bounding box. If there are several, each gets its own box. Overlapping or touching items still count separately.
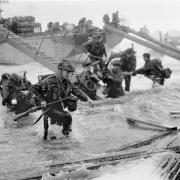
[102,60,125,98]
[2,73,27,106]
[32,61,89,137]
[0,73,9,97]
[109,48,136,91]
[81,35,107,72]
[120,48,136,91]
[132,58,165,85]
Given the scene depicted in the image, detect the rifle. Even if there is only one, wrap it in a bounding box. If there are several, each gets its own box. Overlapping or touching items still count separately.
[33,108,50,125]
[105,52,114,67]
[82,53,105,67]
[13,96,71,122]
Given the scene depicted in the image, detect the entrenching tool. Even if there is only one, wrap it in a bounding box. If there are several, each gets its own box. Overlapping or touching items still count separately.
[127,117,177,131]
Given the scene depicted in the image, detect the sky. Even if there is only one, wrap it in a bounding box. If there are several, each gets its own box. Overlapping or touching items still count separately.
[1,0,180,34]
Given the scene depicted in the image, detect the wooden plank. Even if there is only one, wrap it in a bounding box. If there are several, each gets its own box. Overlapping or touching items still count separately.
[127,118,177,131]
[170,112,180,115]
[4,146,180,180]
[106,129,180,153]
[1,151,149,180]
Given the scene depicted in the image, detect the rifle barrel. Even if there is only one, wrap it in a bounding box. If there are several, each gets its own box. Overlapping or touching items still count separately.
[13,96,71,122]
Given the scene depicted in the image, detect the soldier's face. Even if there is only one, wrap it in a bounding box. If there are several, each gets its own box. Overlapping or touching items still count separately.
[143,56,149,62]
[60,70,73,80]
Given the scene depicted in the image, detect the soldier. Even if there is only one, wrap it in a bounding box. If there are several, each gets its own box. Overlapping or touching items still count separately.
[109,48,137,91]
[0,73,9,95]
[1,73,27,106]
[131,53,172,85]
[81,33,107,73]
[32,59,93,140]
[76,61,101,100]
[121,48,136,91]
[1,73,33,114]
[102,59,125,98]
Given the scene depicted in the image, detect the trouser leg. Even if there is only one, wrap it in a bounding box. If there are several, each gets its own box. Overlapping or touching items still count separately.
[48,110,72,136]
[125,75,131,91]
[62,111,72,135]
[43,114,49,140]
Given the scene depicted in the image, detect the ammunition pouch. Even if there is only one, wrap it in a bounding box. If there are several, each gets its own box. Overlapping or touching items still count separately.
[63,96,78,112]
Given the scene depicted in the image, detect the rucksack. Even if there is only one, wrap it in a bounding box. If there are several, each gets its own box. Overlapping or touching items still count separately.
[88,41,104,56]
[162,68,172,79]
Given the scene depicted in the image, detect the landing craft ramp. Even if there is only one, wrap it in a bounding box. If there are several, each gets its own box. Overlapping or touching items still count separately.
[127,27,180,55]
[0,26,57,71]
[104,25,180,60]
[1,24,180,72]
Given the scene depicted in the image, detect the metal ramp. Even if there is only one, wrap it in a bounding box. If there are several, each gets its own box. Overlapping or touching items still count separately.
[105,25,180,60]
[0,26,58,72]
[128,27,180,55]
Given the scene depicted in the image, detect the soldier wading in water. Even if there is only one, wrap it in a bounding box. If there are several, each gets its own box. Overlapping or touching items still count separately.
[32,59,93,140]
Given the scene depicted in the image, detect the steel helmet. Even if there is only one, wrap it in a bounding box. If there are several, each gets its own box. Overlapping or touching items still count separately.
[9,73,22,84]
[111,59,122,66]
[154,58,162,65]
[1,73,9,80]
[58,59,75,72]
[143,53,151,58]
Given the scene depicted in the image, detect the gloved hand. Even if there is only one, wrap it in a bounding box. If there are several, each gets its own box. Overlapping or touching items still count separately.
[41,101,47,108]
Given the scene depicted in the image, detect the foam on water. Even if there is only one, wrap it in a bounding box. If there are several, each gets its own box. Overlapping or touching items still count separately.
[40,153,165,180]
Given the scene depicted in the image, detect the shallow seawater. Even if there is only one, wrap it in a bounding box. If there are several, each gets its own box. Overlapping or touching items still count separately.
[0,57,180,179]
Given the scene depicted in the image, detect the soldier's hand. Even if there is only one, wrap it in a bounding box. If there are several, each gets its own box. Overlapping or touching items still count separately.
[96,71,102,78]
[124,72,132,76]
[41,101,47,108]
[98,80,105,87]
[88,98,94,108]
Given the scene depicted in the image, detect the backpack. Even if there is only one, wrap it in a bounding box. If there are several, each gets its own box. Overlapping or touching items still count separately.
[88,41,104,56]
[162,68,172,79]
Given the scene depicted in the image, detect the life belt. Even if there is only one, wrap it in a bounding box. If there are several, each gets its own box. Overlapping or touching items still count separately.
[84,79,97,91]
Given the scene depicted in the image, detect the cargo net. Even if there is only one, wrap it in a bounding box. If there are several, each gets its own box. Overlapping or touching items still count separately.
[54,35,77,63]
[53,34,89,66]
